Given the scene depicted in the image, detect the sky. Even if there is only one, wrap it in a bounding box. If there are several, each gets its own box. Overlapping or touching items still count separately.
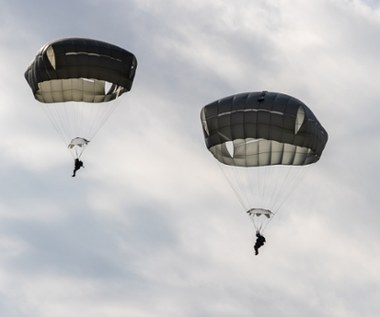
[0,0,380,316]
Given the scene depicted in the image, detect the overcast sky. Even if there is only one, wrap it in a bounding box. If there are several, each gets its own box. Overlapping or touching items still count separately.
[1,0,380,316]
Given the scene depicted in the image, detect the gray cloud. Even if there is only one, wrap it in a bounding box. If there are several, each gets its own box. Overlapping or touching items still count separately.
[0,0,379,316]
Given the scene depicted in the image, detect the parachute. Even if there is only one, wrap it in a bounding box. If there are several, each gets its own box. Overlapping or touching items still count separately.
[25,37,137,159]
[201,91,328,232]
[247,208,273,231]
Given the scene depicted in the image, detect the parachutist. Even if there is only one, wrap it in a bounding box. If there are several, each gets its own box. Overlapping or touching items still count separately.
[254,231,266,255]
[24,38,137,178]
[72,158,84,177]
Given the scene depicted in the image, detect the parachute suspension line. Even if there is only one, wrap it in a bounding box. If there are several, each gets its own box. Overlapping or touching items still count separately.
[247,165,256,210]
[260,215,273,234]
[259,218,270,233]
[65,102,78,142]
[40,104,71,148]
[41,104,84,160]
[270,166,299,213]
[249,165,270,210]
[242,165,259,209]
[272,164,313,214]
[264,166,287,213]
[53,80,75,144]
[86,98,120,142]
[217,163,249,211]
[248,213,263,232]
[256,164,278,210]
[248,167,271,234]
[257,165,268,206]
[249,217,261,232]
[85,82,104,140]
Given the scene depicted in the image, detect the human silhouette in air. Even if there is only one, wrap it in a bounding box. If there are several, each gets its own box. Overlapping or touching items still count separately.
[254,231,266,255]
[72,158,84,177]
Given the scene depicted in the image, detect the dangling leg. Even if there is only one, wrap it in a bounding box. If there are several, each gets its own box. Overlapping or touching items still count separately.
[72,159,78,177]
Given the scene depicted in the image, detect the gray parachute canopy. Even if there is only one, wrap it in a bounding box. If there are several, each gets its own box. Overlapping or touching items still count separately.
[24,37,137,103]
[200,91,328,167]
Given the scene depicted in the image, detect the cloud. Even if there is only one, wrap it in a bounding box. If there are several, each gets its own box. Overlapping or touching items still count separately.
[0,0,380,316]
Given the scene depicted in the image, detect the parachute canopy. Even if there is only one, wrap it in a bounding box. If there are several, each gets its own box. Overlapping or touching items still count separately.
[201,91,328,167]
[25,37,137,103]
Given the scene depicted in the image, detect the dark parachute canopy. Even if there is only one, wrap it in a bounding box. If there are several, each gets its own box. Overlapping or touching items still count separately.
[25,37,137,103]
[25,37,137,158]
[201,91,328,232]
[201,91,328,167]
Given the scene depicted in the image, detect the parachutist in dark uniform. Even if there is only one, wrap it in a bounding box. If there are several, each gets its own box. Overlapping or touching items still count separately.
[72,158,84,177]
[254,231,266,255]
